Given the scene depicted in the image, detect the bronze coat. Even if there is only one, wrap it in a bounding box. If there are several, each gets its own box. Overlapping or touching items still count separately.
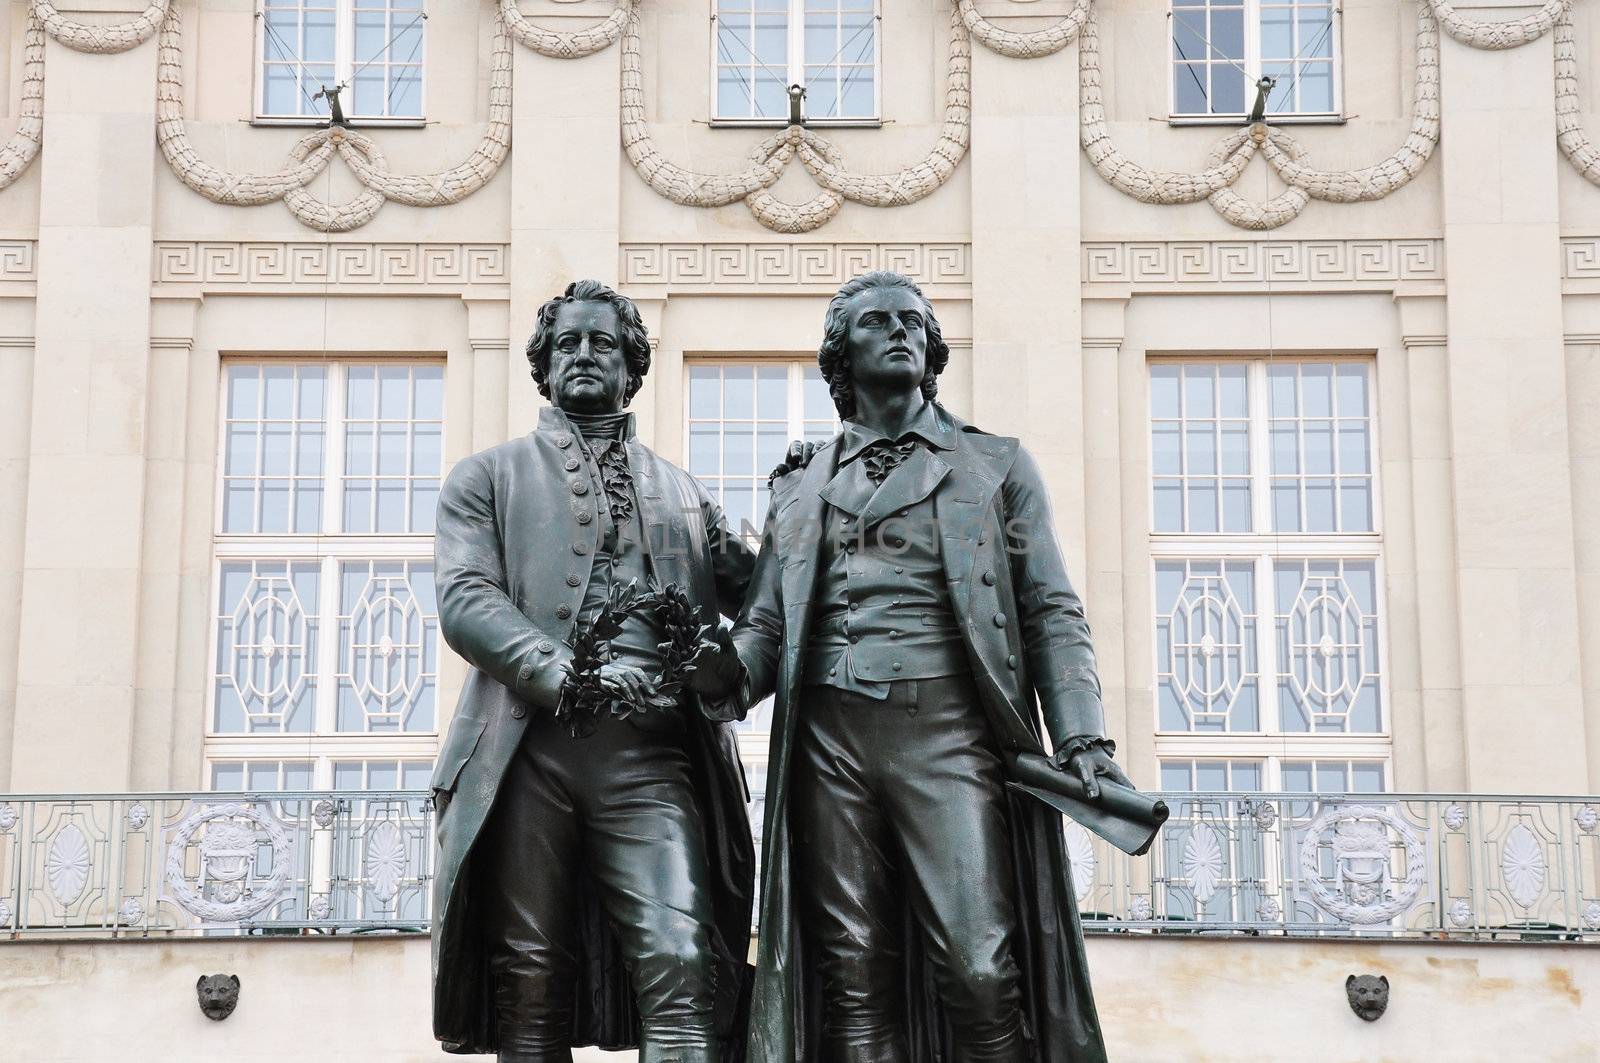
[429,407,757,1055]
[732,406,1110,1062]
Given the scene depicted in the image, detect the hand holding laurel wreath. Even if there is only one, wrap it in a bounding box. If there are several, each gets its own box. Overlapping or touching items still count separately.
[555,578,716,738]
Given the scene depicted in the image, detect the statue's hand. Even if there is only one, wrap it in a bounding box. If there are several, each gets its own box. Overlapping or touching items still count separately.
[686,625,744,698]
[596,662,676,712]
[767,439,819,485]
[1052,740,1133,801]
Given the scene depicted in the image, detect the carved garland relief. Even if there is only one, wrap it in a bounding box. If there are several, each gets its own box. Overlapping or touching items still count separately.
[0,0,1598,232]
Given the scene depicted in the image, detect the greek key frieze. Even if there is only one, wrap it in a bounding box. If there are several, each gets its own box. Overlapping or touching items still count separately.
[152,242,508,287]
[1083,239,1444,287]
[619,242,971,290]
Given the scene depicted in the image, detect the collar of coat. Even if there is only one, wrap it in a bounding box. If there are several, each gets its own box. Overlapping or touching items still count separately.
[778,403,1017,534]
[537,403,638,441]
[835,398,958,465]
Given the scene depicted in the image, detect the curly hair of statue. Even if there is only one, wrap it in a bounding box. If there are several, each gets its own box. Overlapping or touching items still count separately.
[525,278,653,405]
[817,270,951,420]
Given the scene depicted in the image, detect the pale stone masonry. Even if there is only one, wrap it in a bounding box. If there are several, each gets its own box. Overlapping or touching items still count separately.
[0,0,1597,800]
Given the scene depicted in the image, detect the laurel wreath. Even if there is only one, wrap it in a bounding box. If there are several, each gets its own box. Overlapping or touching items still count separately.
[555,578,712,739]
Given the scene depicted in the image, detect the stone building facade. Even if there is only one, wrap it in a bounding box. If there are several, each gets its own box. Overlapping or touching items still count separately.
[1,0,1599,1059]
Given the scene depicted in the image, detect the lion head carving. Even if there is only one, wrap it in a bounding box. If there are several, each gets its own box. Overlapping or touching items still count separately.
[1346,973,1388,1022]
[196,973,241,1021]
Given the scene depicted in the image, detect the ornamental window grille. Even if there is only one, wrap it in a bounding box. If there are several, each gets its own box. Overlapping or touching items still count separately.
[1169,0,1340,119]
[713,0,879,124]
[207,361,441,788]
[256,0,425,122]
[1150,357,1389,786]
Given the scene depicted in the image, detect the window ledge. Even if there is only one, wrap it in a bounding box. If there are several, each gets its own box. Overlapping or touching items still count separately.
[709,118,883,130]
[1167,114,1347,128]
[250,117,428,130]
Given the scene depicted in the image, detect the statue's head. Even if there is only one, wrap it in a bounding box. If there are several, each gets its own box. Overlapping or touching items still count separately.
[196,973,240,1021]
[1345,974,1388,1022]
[527,279,652,413]
[817,271,949,420]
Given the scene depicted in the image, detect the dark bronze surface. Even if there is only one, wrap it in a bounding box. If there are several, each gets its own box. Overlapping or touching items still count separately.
[725,271,1141,1062]
[429,281,756,1061]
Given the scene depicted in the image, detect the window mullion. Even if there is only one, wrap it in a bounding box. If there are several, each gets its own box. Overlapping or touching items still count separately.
[789,0,803,91]
[336,0,354,87]
[1245,0,1260,85]
[1249,358,1272,534]
[325,363,346,537]
[787,361,804,443]
[1255,550,1276,736]
[316,552,341,736]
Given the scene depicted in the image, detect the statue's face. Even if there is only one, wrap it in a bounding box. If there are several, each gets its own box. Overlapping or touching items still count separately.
[842,285,928,398]
[548,300,628,413]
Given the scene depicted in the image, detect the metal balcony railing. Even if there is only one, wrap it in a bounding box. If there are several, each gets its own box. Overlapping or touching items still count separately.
[1,791,1597,941]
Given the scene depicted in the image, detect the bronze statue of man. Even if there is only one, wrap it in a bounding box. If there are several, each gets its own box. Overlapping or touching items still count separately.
[429,280,756,1062]
[709,271,1132,1061]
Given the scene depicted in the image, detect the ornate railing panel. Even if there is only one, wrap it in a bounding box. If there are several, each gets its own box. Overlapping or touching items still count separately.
[0,791,1596,939]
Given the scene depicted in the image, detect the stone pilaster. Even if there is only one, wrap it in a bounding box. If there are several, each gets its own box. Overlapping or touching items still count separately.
[1438,5,1589,790]
[968,30,1088,594]
[10,24,157,789]
[508,9,623,438]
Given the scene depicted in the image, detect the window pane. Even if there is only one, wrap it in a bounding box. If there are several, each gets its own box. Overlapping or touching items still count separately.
[1151,365,1181,418]
[802,0,876,119]
[1160,762,1193,791]
[341,364,447,533]
[1211,63,1245,115]
[688,361,837,544]
[221,365,327,533]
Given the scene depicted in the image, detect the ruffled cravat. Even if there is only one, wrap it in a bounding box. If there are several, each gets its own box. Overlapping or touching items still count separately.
[564,410,635,522]
[858,438,921,486]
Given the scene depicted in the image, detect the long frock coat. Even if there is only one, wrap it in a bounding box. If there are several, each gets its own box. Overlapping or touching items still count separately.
[429,406,757,1056]
[731,404,1111,1062]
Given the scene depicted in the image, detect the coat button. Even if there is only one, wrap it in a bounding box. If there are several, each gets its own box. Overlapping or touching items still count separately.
[556,604,572,619]
[848,635,858,644]
[892,661,902,672]
[993,612,1007,627]
[511,704,527,719]
[890,631,900,641]
[571,479,589,496]
[829,668,838,677]
[576,511,593,525]
[536,639,555,654]
[564,458,580,472]
[1007,654,1018,669]
[894,566,904,574]
[573,542,589,555]
[556,433,573,448]
[982,570,996,586]
[566,573,582,587]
